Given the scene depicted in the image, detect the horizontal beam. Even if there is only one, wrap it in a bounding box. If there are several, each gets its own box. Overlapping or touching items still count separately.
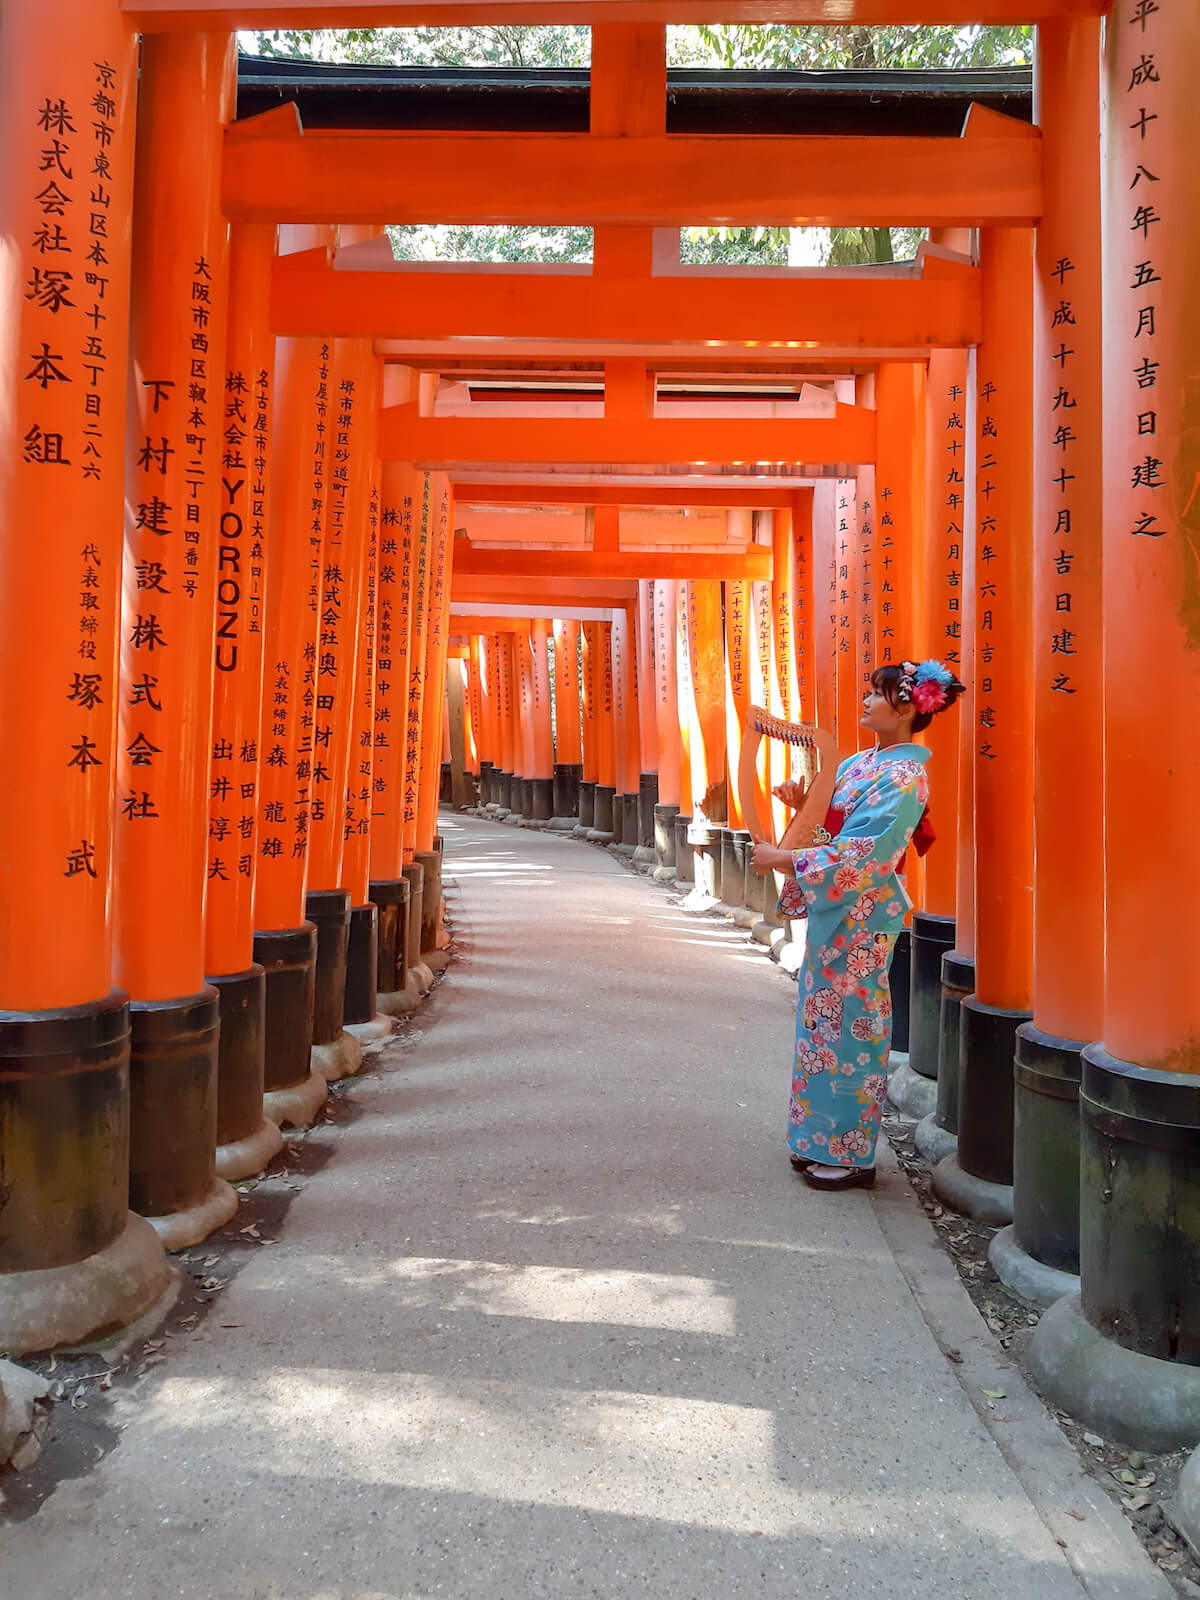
[272,263,980,349]
[381,403,875,469]
[456,482,795,509]
[225,126,1041,229]
[130,1,1102,27]
[453,545,771,581]
[452,577,638,606]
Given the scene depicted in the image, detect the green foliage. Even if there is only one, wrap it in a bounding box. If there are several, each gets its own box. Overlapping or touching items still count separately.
[687,23,1032,71]
[249,26,590,68]
[388,224,592,264]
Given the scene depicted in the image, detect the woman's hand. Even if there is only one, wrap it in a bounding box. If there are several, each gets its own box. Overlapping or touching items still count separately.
[750,837,791,877]
[773,778,807,809]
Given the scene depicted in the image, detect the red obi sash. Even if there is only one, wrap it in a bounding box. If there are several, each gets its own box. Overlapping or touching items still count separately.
[823,805,936,876]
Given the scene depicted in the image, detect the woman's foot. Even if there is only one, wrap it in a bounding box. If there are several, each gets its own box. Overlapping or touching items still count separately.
[789,1155,815,1174]
[802,1163,877,1191]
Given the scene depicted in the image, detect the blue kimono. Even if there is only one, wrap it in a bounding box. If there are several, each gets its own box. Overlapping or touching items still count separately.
[779,745,931,1169]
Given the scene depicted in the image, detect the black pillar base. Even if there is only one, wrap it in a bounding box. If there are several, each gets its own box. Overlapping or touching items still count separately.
[910,912,956,1080]
[129,986,220,1221]
[496,771,512,810]
[553,762,580,820]
[440,760,452,804]
[689,820,720,900]
[1080,1043,1200,1363]
[620,792,640,847]
[414,849,442,954]
[401,862,424,976]
[208,965,266,1149]
[254,924,317,1092]
[369,877,410,995]
[654,802,679,868]
[305,888,351,1047]
[343,904,379,1025]
[932,950,974,1141]
[958,994,1032,1187]
[1011,1023,1083,1279]
[728,830,753,908]
[531,776,554,822]
[578,779,596,830]
[478,760,495,806]
[674,814,695,884]
[889,929,912,1054]
[593,784,615,836]
[638,772,658,848]
[0,989,130,1273]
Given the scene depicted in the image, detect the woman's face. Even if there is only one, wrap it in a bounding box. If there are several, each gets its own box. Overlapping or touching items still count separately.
[861,685,908,736]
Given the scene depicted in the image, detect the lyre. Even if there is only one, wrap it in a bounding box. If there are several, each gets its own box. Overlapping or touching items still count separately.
[738,705,839,855]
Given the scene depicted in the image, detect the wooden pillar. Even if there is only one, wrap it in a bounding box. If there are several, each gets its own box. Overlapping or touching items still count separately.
[935,227,1035,1217]
[834,477,860,758]
[550,618,581,820]
[681,579,725,902]
[116,33,237,1248]
[611,603,639,847]
[578,619,600,829]
[205,219,282,1181]
[414,475,452,960]
[528,618,554,820]
[0,0,173,1353]
[252,232,333,1124]
[875,362,928,668]
[634,579,659,852]
[304,329,378,1077]
[855,463,878,750]
[724,572,751,831]
[369,452,417,1008]
[811,484,838,738]
[1033,4,1200,1411]
[401,473,435,856]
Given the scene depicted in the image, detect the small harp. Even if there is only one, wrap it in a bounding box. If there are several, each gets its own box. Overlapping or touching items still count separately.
[738,705,839,854]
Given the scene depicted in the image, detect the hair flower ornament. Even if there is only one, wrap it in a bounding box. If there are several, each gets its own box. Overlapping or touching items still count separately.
[895,657,961,713]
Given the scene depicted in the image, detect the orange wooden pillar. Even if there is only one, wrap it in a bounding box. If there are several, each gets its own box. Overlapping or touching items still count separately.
[591,621,618,840]
[465,636,483,779]
[513,627,534,814]
[723,568,754,907]
[682,579,726,904]
[1033,6,1200,1411]
[611,604,640,849]
[911,347,971,1129]
[396,471,437,981]
[252,233,333,1127]
[934,227,1035,1219]
[551,618,582,822]
[811,485,838,743]
[414,475,453,962]
[989,17,1106,1298]
[855,463,879,749]
[528,618,555,821]
[634,579,659,857]
[115,33,238,1248]
[342,449,388,1032]
[834,477,860,758]
[303,329,378,1080]
[0,0,174,1353]
[579,620,601,830]
[204,219,283,1183]
[370,453,419,1010]
[651,581,682,873]
[497,631,518,815]
[478,632,502,807]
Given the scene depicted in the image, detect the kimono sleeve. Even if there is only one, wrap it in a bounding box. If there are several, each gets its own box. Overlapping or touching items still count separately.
[779,758,928,921]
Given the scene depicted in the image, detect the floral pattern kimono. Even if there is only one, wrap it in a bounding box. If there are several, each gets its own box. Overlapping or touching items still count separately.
[778,745,931,1170]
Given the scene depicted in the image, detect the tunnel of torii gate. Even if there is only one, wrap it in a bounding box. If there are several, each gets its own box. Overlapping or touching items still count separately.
[2,0,1200,1456]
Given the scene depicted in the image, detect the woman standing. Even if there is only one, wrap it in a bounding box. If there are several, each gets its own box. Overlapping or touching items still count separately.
[751,659,964,1192]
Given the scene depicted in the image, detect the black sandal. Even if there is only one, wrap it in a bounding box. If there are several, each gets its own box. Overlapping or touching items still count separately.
[789,1155,815,1174]
[802,1164,877,1191]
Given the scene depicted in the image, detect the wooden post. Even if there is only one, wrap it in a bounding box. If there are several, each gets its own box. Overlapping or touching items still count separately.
[205,219,282,1182]
[414,475,453,962]
[0,0,173,1354]
[116,33,238,1248]
[551,617,582,821]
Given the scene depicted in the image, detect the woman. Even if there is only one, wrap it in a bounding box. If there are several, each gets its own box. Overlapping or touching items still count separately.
[750,659,965,1192]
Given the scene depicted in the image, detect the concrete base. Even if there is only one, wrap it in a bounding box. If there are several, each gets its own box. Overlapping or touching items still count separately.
[651,866,677,884]
[887,1056,938,1120]
[989,1225,1081,1310]
[377,986,417,1016]
[585,829,615,845]
[143,1176,239,1253]
[1175,1448,1200,1562]
[914,1112,959,1165]
[932,1151,1014,1225]
[730,907,758,930]
[0,1359,51,1467]
[609,842,636,859]
[345,1015,395,1045]
[777,941,805,977]
[424,949,452,975]
[412,960,435,995]
[632,845,656,866]
[262,1067,328,1130]
[312,1030,364,1082]
[0,1212,174,1358]
[1030,1292,1200,1452]
[215,1115,284,1183]
[752,921,788,953]
[547,817,576,831]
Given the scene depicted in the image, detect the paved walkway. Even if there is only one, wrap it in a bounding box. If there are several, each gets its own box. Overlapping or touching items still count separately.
[6,816,1167,1599]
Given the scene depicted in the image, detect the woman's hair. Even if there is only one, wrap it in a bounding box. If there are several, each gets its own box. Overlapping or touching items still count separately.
[872,660,965,735]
